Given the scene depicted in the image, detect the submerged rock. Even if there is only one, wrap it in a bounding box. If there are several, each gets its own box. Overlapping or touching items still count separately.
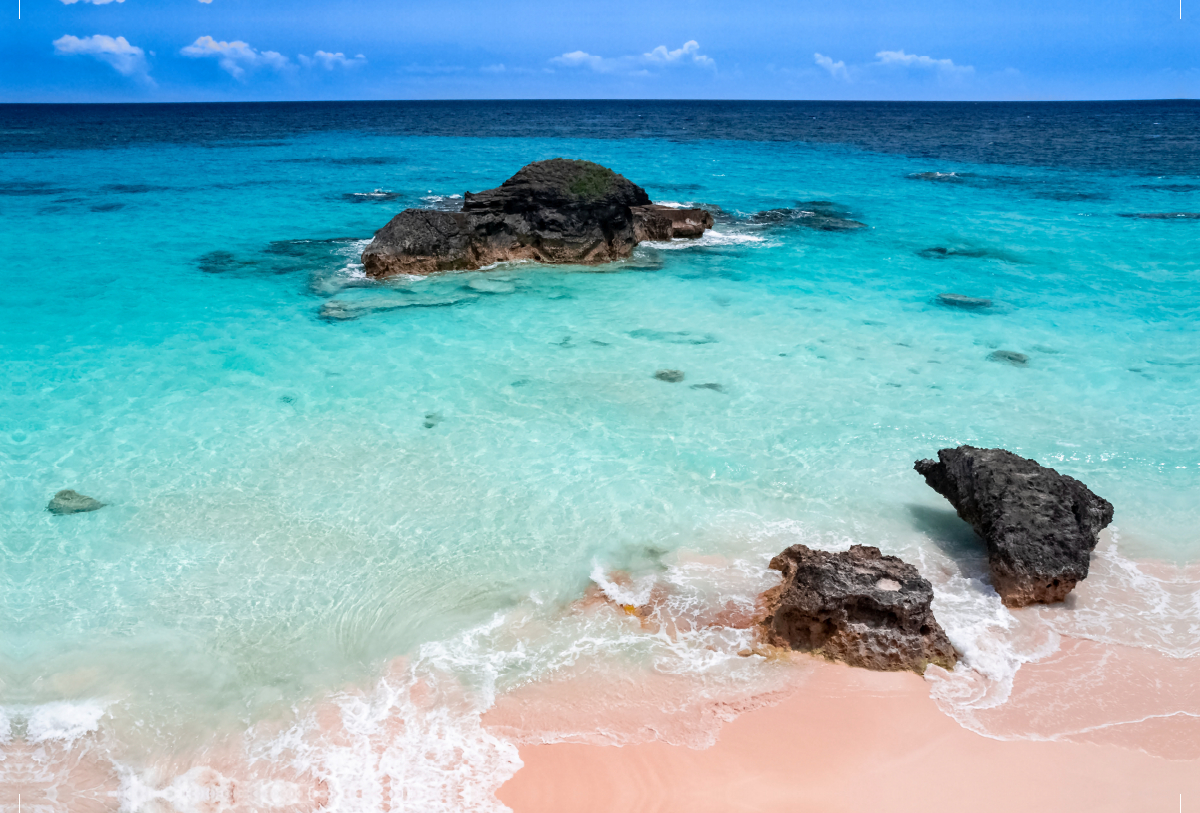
[47,490,105,515]
[760,544,958,673]
[914,446,1114,606]
[747,201,866,231]
[988,350,1028,366]
[918,246,992,260]
[654,369,685,383]
[361,159,713,278]
[937,293,993,309]
[690,382,725,392]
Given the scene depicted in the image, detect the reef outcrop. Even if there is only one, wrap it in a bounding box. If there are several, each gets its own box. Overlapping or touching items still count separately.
[914,446,1114,607]
[361,159,712,278]
[760,543,958,674]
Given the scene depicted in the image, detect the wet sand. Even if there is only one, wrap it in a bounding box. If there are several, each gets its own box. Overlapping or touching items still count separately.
[495,657,1200,813]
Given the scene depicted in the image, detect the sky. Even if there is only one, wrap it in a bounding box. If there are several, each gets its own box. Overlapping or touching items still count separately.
[1,0,1197,102]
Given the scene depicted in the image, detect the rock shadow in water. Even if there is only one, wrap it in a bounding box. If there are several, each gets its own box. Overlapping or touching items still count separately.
[907,171,1108,201]
[629,328,718,345]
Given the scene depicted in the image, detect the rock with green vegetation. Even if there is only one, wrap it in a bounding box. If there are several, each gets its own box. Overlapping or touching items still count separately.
[362,159,712,278]
[47,490,105,515]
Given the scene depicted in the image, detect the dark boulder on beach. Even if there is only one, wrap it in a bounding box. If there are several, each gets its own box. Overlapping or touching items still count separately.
[361,159,712,278]
[760,543,958,674]
[47,490,105,515]
[914,446,1114,607]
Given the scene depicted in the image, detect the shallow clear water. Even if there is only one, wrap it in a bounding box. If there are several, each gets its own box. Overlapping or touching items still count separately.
[1,102,1198,809]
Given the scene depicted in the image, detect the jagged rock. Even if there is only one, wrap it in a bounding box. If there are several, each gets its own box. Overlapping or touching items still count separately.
[47,490,105,515]
[361,160,712,278]
[631,205,714,241]
[760,544,958,673]
[914,446,1115,606]
[988,350,1028,365]
[937,293,993,309]
[654,369,685,383]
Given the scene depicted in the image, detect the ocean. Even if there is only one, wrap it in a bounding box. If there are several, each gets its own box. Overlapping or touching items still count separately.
[1,100,1198,811]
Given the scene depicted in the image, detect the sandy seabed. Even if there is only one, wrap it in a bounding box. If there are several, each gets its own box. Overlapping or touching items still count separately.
[493,657,1200,813]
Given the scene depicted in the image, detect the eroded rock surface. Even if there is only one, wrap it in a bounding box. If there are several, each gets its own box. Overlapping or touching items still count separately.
[760,543,958,673]
[914,446,1114,606]
[361,160,712,278]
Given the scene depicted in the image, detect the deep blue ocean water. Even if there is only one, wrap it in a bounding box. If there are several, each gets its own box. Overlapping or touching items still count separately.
[1,100,1198,810]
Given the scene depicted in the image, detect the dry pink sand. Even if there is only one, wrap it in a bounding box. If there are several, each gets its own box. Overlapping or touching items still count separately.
[495,658,1200,813]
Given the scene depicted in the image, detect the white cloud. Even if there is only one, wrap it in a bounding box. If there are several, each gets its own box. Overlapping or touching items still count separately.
[53,34,152,82]
[551,40,715,74]
[812,49,973,83]
[551,50,607,71]
[181,36,290,80]
[875,49,973,74]
[198,0,213,3]
[643,40,714,68]
[814,52,849,81]
[59,0,124,4]
[297,51,366,70]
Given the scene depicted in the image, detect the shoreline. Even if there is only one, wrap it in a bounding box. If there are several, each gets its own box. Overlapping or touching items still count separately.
[494,656,1200,813]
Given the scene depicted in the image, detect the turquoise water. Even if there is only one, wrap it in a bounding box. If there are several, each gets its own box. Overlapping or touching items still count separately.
[2,103,1198,809]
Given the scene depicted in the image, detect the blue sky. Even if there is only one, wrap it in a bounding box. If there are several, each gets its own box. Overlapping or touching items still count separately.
[2,0,1197,102]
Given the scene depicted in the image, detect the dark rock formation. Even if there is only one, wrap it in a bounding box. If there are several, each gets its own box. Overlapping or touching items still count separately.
[937,293,993,309]
[988,350,1028,366]
[914,446,1114,607]
[760,544,958,673]
[654,369,685,383]
[47,490,105,515]
[361,160,713,278]
[631,205,714,241]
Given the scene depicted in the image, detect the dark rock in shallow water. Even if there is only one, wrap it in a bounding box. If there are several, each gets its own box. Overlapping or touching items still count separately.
[47,490,105,515]
[760,544,958,673]
[423,411,442,429]
[1116,212,1200,220]
[988,350,1028,366]
[630,204,714,240]
[360,159,712,278]
[937,293,993,309]
[914,446,1114,607]
[654,369,685,383]
[690,382,725,392]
